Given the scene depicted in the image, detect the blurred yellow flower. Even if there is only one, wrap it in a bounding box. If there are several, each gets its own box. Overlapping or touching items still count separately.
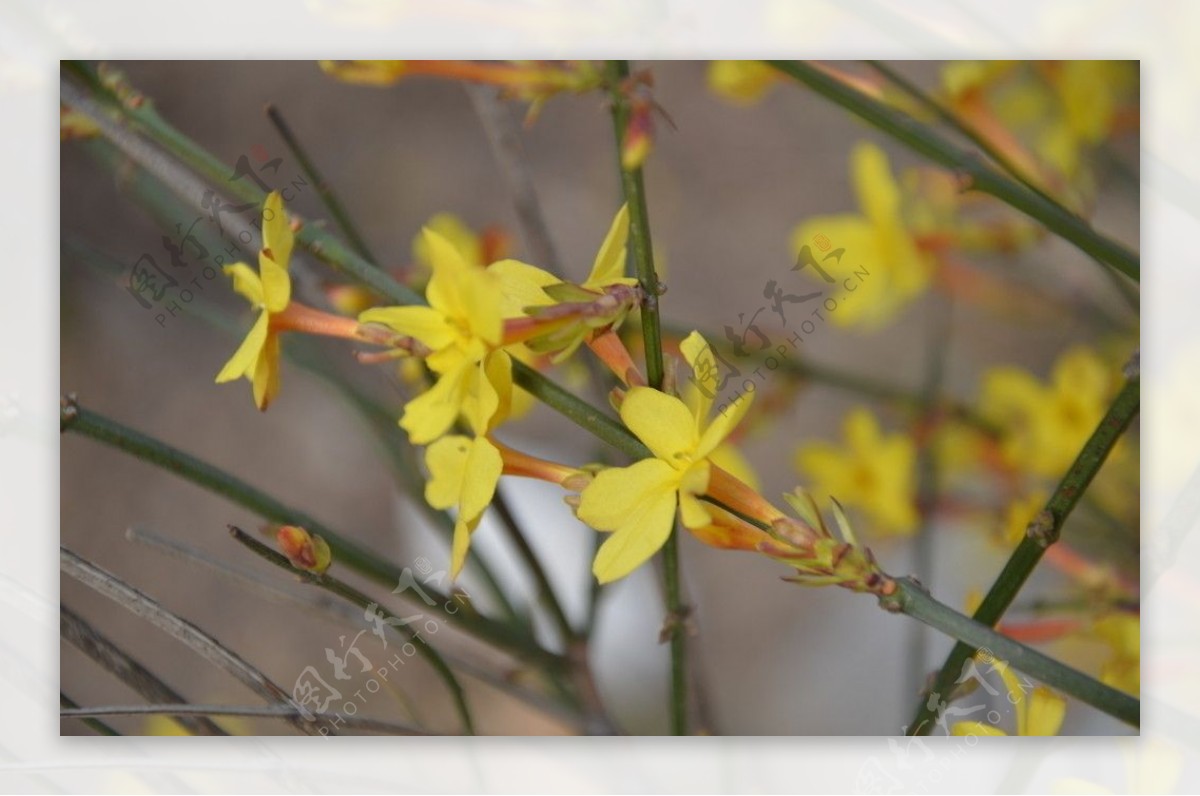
[794,407,918,536]
[980,346,1117,479]
[1000,489,1049,546]
[952,655,1066,736]
[790,142,935,329]
[215,191,294,410]
[707,60,779,104]
[1093,612,1140,697]
[577,332,753,583]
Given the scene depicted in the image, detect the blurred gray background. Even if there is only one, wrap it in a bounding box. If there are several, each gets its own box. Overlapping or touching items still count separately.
[60,61,1138,735]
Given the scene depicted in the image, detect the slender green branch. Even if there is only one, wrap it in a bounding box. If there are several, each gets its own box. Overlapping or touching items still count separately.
[863,60,1141,316]
[863,60,1062,210]
[765,60,1140,283]
[908,373,1140,735]
[61,605,227,736]
[662,322,1000,436]
[60,396,553,668]
[62,68,641,469]
[881,577,1139,728]
[229,526,474,734]
[265,103,380,266]
[606,58,687,736]
[491,490,577,646]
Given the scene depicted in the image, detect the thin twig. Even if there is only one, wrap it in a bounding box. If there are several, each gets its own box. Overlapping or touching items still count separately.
[60,704,432,735]
[60,547,323,735]
[61,605,227,736]
[265,103,380,266]
[905,296,953,701]
[463,85,563,273]
[125,527,583,729]
[765,61,1139,283]
[490,489,576,646]
[228,526,480,734]
[881,577,1139,728]
[908,369,1140,735]
[60,395,548,665]
[605,58,687,736]
[61,693,121,736]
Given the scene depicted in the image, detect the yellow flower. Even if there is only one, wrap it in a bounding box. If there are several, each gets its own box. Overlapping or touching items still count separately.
[489,203,639,362]
[411,213,485,286]
[215,191,295,410]
[1093,612,1139,697]
[952,655,1066,736]
[794,407,918,536]
[424,435,504,578]
[359,228,507,444]
[707,60,779,105]
[789,142,935,329]
[577,332,753,583]
[1000,489,1049,546]
[979,346,1117,478]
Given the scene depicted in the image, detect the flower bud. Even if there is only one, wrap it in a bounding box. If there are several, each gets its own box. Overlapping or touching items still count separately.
[276,525,331,574]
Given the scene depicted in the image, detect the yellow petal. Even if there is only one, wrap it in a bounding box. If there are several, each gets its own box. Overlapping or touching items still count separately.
[695,391,753,460]
[677,460,712,529]
[259,250,291,315]
[619,387,699,465]
[223,262,264,306]
[488,259,559,317]
[707,60,777,104]
[482,349,514,432]
[581,459,681,584]
[424,435,474,510]
[851,141,901,227]
[459,436,503,521]
[359,305,457,351]
[450,517,480,580]
[577,458,680,532]
[251,331,281,410]
[422,228,472,317]
[708,442,761,492]
[679,330,716,424]
[1024,687,1066,736]
[261,191,294,270]
[584,203,632,288]
[216,311,269,384]
[951,721,1007,737]
[459,358,501,438]
[414,213,482,269]
[400,360,472,445]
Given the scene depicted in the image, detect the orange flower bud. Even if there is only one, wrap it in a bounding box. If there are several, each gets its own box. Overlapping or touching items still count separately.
[276,525,332,574]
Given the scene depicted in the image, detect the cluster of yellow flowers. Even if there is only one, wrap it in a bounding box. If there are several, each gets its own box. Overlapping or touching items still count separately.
[215,194,891,592]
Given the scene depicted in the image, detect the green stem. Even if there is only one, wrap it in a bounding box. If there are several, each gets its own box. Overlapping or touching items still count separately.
[264,103,380,266]
[662,323,1000,436]
[229,527,474,734]
[491,490,577,646]
[765,61,1140,283]
[60,397,556,669]
[908,374,1140,735]
[881,577,1139,729]
[606,59,686,736]
[864,60,1063,211]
